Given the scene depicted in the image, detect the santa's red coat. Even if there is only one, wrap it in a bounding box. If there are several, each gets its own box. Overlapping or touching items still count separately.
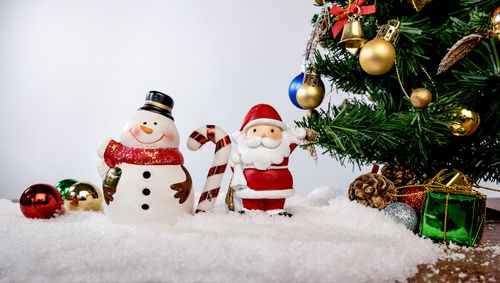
[234,144,298,199]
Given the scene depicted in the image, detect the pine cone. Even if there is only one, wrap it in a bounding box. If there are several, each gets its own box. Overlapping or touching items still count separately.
[348,173,396,209]
[381,164,417,187]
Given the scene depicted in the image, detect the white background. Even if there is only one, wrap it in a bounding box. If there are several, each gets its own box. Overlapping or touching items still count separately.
[0,0,498,199]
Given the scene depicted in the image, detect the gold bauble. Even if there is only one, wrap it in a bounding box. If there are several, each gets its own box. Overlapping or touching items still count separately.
[450,108,480,136]
[490,6,500,40]
[359,38,396,75]
[410,88,432,108]
[315,0,324,5]
[64,182,102,211]
[297,84,325,109]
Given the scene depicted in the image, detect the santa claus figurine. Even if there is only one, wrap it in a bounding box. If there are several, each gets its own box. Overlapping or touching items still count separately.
[229,104,306,216]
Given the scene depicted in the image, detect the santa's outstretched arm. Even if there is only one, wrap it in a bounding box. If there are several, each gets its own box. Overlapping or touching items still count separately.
[287,126,307,153]
[96,138,112,179]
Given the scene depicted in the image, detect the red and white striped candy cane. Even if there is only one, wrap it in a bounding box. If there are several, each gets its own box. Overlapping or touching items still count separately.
[187,125,231,213]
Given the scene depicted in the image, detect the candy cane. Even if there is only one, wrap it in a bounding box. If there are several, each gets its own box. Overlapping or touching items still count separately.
[187,125,231,213]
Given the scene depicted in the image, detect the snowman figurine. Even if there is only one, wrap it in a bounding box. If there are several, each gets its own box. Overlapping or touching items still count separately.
[97,91,194,224]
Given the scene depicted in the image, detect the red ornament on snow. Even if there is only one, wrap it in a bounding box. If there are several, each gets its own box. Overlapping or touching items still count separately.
[400,186,426,212]
[19,184,64,219]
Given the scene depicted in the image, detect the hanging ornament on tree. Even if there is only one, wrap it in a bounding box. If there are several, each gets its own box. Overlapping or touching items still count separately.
[64,182,103,211]
[296,67,326,109]
[289,3,330,110]
[359,20,400,75]
[338,7,368,55]
[55,179,78,201]
[450,107,480,136]
[395,59,437,108]
[20,184,63,219]
[410,88,433,108]
[289,73,305,109]
[329,0,375,39]
[437,34,483,74]
[438,7,500,74]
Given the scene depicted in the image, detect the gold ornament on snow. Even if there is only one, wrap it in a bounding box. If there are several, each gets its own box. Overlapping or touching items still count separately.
[450,108,480,136]
[410,88,432,108]
[64,182,102,211]
[296,68,325,109]
[359,20,400,75]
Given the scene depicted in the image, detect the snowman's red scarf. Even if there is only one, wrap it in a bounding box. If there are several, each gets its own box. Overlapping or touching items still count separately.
[104,140,184,167]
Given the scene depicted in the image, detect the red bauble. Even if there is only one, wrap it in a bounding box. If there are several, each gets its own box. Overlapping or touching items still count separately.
[400,186,426,212]
[19,184,64,219]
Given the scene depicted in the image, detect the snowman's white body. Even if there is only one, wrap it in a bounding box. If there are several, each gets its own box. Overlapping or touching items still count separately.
[104,163,194,224]
[98,108,195,224]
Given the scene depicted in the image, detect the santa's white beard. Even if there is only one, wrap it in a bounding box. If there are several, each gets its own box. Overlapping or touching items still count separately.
[233,130,293,170]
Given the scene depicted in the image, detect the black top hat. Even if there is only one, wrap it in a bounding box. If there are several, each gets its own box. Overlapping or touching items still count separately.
[139,90,174,120]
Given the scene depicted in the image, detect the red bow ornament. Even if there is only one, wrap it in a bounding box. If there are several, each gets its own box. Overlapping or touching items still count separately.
[330,0,376,38]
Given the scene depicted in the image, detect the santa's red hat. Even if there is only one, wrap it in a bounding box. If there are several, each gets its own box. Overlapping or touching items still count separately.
[239,104,286,132]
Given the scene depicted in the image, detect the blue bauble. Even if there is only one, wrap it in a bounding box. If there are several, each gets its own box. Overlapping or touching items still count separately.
[288,73,305,109]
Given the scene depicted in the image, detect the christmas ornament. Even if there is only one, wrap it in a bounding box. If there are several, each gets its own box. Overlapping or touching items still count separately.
[359,20,400,75]
[187,125,231,213]
[314,0,324,5]
[289,3,329,110]
[229,104,307,215]
[97,91,231,223]
[64,182,102,211]
[288,73,305,109]
[410,88,432,108]
[383,202,418,232]
[338,10,367,55]
[489,6,500,40]
[296,67,325,109]
[450,107,480,136]
[409,0,433,12]
[437,34,483,74]
[348,172,396,209]
[55,179,78,200]
[400,186,426,212]
[381,164,417,187]
[19,184,63,219]
[329,0,375,39]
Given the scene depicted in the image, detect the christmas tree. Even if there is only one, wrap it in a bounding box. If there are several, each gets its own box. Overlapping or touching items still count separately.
[295,0,500,183]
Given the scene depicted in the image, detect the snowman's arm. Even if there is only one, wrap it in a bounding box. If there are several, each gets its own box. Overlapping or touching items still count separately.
[97,138,112,158]
[170,165,192,204]
[97,160,110,179]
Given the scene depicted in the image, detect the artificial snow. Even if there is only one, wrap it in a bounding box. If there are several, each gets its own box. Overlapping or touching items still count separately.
[0,187,444,282]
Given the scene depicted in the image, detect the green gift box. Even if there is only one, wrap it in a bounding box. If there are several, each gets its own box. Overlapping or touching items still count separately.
[420,191,486,246]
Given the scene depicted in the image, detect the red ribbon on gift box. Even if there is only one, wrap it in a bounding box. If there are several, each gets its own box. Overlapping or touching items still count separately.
[330,0,376,38]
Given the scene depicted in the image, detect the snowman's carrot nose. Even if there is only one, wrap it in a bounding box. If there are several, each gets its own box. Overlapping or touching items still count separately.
[140,125,153,134]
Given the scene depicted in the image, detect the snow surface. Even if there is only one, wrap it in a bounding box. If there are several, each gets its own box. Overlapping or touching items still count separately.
[0,187,444,282]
